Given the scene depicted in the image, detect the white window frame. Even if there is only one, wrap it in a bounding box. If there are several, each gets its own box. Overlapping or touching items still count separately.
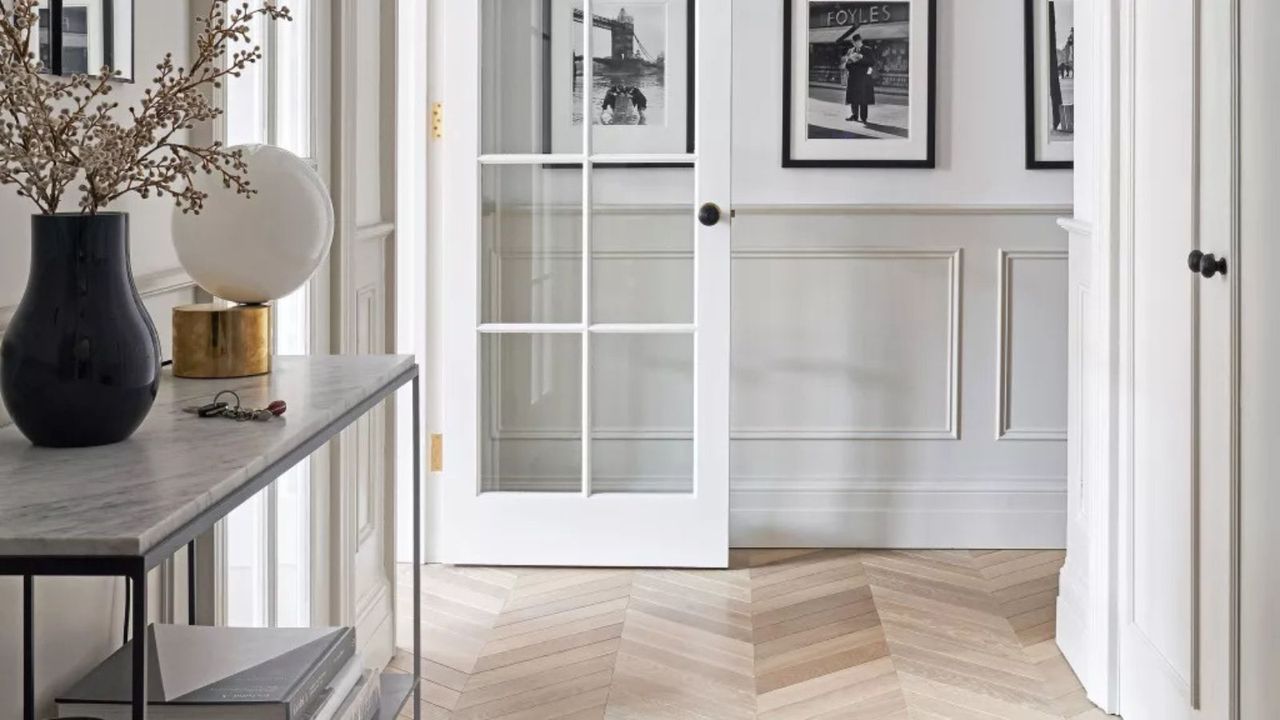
[212,0,333,629]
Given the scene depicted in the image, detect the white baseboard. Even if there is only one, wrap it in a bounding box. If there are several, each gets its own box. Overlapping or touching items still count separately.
[730,476,1067,548]
[730,508,1066,548]
[1055,580,1091,684]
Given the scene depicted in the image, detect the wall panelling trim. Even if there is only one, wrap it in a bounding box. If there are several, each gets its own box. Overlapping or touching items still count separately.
[733,248,962,440]
[732,203,1075,216]
[997,249,1071,440]
[727,207,1069,548]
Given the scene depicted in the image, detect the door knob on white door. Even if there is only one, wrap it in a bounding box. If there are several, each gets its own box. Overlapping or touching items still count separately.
[698,203,722,227]
[1188,250,1228,278]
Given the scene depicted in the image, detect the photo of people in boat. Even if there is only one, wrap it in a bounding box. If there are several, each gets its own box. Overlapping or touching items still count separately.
[572,3,668,127]
[1046,0,1074,142]
[805,2,912,140]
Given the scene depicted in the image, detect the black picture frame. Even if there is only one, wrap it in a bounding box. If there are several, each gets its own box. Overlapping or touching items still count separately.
[782,0,936,168]
[1024,0,1073,169]
[37,0,135,83]
[541,0,696,169]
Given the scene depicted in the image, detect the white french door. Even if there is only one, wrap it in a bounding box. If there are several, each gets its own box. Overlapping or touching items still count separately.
[441,0,731,567]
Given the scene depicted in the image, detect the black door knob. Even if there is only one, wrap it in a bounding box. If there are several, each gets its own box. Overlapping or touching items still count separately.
[698,203,721,227]
[1188,250,1228,278]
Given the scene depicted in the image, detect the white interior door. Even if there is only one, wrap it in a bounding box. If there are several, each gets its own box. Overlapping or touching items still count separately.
[441,0,731,567]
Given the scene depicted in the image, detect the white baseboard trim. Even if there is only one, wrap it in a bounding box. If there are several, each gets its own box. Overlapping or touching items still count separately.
[1055,583,1091,687]
[730,508,1066,548]
[730,476,1067,548]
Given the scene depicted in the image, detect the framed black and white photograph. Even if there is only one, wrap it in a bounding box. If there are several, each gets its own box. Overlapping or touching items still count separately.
[1024,0,1073,168]
[782,0,936,168]
[550,0,693,156]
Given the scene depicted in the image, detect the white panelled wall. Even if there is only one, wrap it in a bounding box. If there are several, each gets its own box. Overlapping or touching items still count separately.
[729,209,1068,547]
[424,0,1074,553]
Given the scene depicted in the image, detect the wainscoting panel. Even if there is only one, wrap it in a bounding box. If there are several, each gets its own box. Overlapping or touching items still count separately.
[733,248,960,440]
[729,208,1069,548]
[998,250,1071,441]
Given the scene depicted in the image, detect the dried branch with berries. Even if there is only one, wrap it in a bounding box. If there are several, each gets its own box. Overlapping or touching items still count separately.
[0,0,290,216]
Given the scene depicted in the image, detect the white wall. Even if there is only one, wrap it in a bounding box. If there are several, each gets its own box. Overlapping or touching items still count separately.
[0,2,195,715]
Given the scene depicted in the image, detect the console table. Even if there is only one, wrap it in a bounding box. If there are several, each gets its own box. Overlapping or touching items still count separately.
[0,355,423,720]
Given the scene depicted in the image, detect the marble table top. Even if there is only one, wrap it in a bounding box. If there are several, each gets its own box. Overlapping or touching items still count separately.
[0,355,415,558]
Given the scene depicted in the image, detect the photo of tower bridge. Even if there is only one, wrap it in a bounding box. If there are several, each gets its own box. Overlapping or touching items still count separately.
[571,4,668,127]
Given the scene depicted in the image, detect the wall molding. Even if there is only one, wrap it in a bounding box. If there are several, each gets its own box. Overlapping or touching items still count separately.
[483,203,1074,218]
[479,475,1066,495]
[734,248,962,440]
[1058,217,1095,237]
[734,203,1074,216]
[0,266,196,334]
[731,476,1067,494]
[997,249,1071,441]
[355,221,396,244]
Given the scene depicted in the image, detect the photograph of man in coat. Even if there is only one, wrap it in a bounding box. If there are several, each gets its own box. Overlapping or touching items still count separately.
[802,1,912,142]
[843,35,877,123]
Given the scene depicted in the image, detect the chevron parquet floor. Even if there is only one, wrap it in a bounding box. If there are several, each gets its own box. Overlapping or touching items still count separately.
[390,550,1108,720]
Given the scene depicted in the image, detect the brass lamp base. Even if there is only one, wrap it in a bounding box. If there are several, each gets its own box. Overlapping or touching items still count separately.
[172,303,272,379]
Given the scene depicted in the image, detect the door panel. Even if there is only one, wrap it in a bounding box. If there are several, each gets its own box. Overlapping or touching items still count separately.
[1240,0,1280,713]
[441,0,731,567]
[1123,0,1195,714]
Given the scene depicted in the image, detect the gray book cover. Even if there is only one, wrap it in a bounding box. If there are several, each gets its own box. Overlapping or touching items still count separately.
[57,624,354,719]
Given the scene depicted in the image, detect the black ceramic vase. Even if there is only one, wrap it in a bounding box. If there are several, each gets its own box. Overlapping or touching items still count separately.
[0,214,161,447]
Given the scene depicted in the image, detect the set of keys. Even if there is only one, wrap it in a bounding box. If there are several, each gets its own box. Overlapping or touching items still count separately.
[183,390,288,422]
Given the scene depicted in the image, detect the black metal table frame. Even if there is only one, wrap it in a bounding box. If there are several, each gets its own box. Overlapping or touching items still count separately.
[1,364,423,720]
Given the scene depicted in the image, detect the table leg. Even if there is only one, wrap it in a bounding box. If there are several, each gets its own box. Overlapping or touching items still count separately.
[23,575,33,720]
[131,565,148,720]
[412,374,422,720]
[188,540,197,625]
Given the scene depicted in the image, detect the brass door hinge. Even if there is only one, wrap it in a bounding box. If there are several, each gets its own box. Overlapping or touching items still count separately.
[430,433,444,472]
[430,102,444,140]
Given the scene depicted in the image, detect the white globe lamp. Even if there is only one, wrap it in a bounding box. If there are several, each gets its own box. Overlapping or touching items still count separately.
[170,145,334,378]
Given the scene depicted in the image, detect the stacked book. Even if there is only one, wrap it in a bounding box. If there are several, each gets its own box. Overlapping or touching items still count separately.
[56,624,382,720]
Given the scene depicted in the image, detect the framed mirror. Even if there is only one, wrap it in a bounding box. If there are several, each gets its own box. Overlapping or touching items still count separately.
[31,0,134,81]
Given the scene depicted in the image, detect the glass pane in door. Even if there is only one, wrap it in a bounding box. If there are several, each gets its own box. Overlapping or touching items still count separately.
[482,164,583,324]
[481,0,577,154]
[592,167,693,324]
[482,333,583,493]
[591,333,693,493]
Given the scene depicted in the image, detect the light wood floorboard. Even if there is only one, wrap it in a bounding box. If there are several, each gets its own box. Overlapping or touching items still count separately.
[393,551,1105,720]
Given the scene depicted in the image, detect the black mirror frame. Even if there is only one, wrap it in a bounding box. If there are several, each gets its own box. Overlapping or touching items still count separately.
[40,0,135,83]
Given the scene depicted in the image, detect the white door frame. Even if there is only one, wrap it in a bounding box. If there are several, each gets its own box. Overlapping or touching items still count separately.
[438,0,733,568]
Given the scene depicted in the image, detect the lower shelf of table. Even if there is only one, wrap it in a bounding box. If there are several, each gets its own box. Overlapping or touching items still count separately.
[381,672,418,718]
